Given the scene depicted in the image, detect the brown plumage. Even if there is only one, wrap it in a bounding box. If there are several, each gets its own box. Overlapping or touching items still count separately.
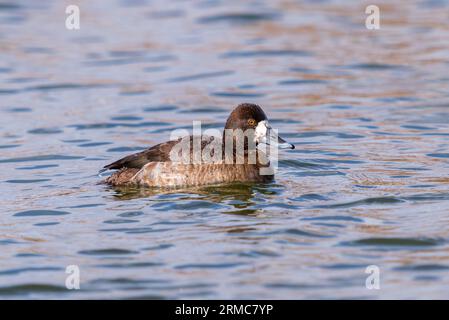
[102,103,294,188]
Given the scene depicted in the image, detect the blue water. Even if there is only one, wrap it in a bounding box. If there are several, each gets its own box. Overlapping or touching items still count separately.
[1,0,449,299]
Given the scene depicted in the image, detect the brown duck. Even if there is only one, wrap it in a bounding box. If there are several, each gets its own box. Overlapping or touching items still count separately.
[102,103,294,187]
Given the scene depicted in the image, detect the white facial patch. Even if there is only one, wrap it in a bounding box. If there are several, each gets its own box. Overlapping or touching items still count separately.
[254,120,269,143]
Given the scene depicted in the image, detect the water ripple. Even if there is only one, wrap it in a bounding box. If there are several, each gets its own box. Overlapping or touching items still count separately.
[197,12,279,24]
[14,210,70,217]
[342,237,444,247]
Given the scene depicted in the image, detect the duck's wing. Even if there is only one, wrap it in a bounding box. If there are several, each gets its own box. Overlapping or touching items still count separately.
[102,136,216,171]
[103,139,181,170]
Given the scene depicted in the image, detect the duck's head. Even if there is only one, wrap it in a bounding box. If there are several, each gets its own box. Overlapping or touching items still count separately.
[224,103,295,149]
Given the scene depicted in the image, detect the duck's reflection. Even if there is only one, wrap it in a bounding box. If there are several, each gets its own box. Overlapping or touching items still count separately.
[106,182,284,215]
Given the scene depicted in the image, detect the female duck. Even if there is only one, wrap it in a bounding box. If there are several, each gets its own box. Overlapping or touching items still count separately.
[102,103,294,187]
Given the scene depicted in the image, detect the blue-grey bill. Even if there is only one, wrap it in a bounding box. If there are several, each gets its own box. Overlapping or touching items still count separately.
[277,135,295,149]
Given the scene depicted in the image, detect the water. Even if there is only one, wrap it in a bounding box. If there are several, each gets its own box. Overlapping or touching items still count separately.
[1,0,449,299]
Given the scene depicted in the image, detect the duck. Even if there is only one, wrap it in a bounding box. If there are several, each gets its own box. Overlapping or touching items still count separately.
[102,103,294,187]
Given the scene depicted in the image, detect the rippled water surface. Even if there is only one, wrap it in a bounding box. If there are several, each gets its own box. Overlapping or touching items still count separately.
[1,0,449,299]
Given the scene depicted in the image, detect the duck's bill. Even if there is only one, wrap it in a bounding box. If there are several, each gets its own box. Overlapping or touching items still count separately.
[257,129,295,149]
[276,135,295,149]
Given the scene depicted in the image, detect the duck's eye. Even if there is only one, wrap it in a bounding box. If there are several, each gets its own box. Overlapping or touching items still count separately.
[247,118,256,126]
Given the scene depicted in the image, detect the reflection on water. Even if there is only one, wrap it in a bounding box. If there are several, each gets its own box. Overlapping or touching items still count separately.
[1,0,449,299]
